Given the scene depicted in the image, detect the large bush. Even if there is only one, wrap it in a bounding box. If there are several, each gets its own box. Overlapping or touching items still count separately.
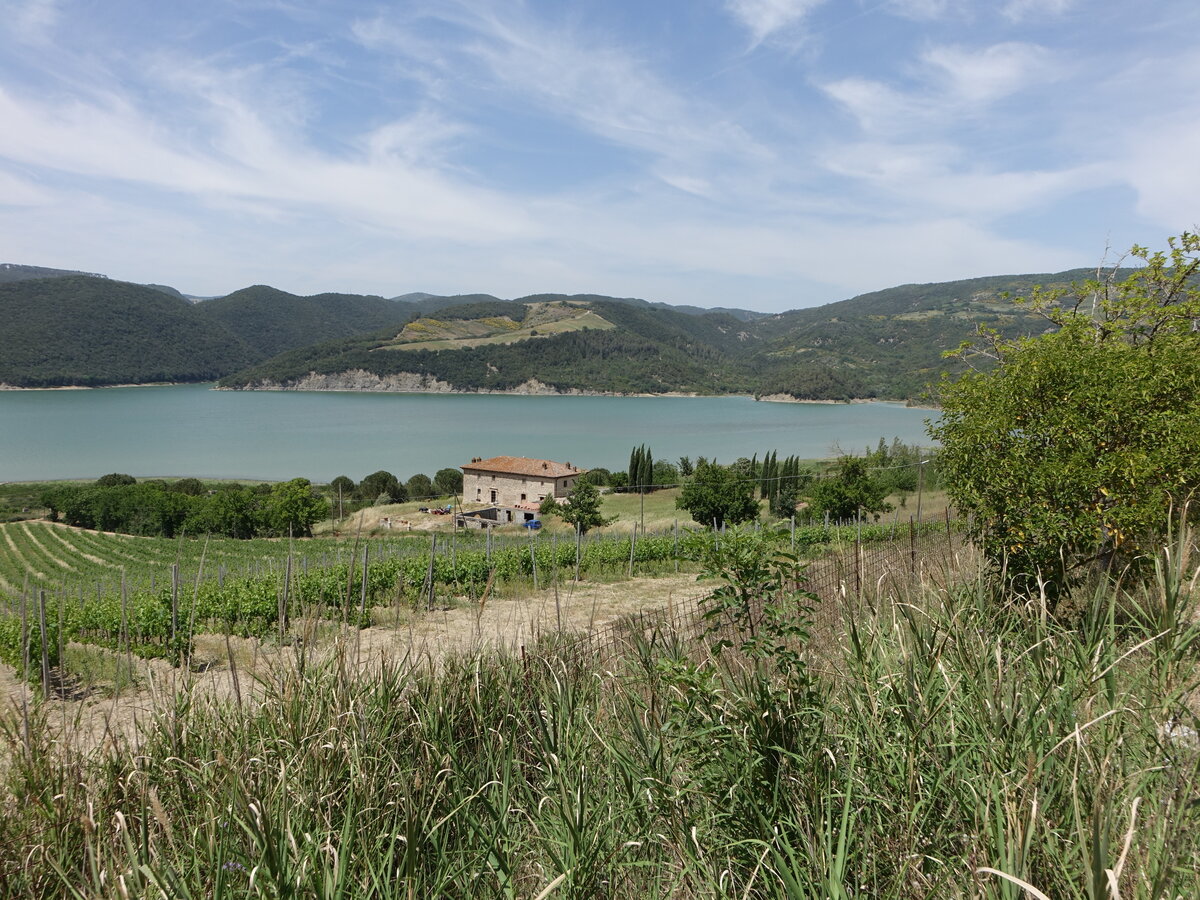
[930,234,1200,594]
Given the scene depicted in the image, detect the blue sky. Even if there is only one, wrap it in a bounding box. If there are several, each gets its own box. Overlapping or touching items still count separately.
[0,0,1196,312]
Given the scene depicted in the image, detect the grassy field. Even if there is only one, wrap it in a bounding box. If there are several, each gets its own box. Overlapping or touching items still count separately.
[380,302,616,351]
[2,526,1196,897]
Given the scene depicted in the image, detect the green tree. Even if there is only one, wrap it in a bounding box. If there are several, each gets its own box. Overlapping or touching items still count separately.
[930,234,1200,595]
[263,478,329,537]
[406,473,434,501]
[191,486,260,538]
[330,475,356,496]
[540,481,616,535]
[357,470,405,503]
[807,456,891,522]
[676,459,759,529]
[169,477,205,496]
[652,459,679,487]
[96,473,136,487]
[433,468,463,496]
[577,467,611,487]
[628,444,654,492]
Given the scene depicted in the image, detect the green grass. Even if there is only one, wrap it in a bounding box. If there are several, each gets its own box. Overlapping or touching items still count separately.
[2,529,1197,897]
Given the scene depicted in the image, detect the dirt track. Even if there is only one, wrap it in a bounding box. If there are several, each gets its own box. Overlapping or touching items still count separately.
[0,573,705,758]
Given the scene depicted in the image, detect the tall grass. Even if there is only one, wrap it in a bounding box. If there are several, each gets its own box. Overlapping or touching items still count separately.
[2,533,1197,898]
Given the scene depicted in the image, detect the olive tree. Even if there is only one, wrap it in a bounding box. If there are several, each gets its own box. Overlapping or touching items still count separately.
[539,481,615,535]
[929,234,1200,595]
[676,458,759,529]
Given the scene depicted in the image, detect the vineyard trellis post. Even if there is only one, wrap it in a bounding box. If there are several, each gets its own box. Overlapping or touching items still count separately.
[425,535,436,611]
[529,531,539,592]
[280,547,292,647]
[20,582,29,753]
[916,455,925,525]
[170,564,180,654]
[37,589,50,698]
[359,544,370,624]
[57,586,66,691]
[120,569,131,691]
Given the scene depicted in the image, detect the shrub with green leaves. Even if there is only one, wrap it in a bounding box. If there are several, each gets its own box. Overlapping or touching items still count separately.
[931,234,1200,595]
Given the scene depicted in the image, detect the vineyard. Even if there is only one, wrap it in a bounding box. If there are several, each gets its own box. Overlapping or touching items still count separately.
[0,517,953,687]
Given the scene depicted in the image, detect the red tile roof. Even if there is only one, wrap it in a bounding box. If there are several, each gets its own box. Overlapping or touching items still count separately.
[461,456,585,478]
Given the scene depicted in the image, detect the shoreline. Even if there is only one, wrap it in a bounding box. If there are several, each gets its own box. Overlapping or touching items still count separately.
[0,380,190,391]
[215,371,905,404]
[1,377,924,406]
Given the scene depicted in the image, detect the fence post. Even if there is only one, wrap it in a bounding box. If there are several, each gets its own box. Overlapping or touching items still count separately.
[854,538,861,599]
[575,525,582,583]
[171,564,180,651]
[427,535,436,614]
[529,531,539,591]
[280,551,292,646]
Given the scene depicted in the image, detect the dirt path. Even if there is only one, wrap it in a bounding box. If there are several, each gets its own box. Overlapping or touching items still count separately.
[0,573,705,758]
[357,573,704,662]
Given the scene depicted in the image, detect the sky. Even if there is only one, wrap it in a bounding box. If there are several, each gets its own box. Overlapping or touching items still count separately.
[0,1,1197,312]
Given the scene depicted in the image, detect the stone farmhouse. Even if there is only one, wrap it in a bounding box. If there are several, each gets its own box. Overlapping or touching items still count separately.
[460,456,587,524]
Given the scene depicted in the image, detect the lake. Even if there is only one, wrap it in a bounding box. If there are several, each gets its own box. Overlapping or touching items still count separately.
[0,384,938,482]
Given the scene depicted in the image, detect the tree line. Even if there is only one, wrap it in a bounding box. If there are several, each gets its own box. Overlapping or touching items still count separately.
[41,475,329,539]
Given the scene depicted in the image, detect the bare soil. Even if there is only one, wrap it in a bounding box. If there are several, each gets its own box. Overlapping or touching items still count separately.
[0,573,705,758]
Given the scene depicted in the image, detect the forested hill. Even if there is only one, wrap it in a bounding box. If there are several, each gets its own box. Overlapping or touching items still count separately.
[0,276,256,387]
[747,269,1102,399]
[0,263,108,283]
[0,278,422,387]
[1,265,1115,397]
[194,285,415,359]
[218,298,758,396]
[219,270,1086,400]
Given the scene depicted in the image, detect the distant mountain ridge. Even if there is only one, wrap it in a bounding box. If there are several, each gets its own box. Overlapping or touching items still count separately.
[0,263,108,283]
[0,263,1114,398]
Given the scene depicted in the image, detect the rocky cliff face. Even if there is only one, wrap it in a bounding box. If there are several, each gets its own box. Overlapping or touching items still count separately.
[233,370,613,395]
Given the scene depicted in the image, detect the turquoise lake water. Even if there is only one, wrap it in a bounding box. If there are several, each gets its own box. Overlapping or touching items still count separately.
[0,384,938,482]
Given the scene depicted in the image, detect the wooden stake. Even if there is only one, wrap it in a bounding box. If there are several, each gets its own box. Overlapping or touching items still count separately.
[37,589,50,698]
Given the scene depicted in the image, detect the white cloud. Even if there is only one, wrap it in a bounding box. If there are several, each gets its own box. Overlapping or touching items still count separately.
[884,0,970,21]
[1001,0,1077,23]
[0,82,534,244]
[820,141,1112,218]
[822,42,1057,134]
[723,0,827,43]
[0,167,52,206]
[2,0,60,43]
[354,5,771,195]
[1124,117,1200,230]
[923,42,1058,104]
